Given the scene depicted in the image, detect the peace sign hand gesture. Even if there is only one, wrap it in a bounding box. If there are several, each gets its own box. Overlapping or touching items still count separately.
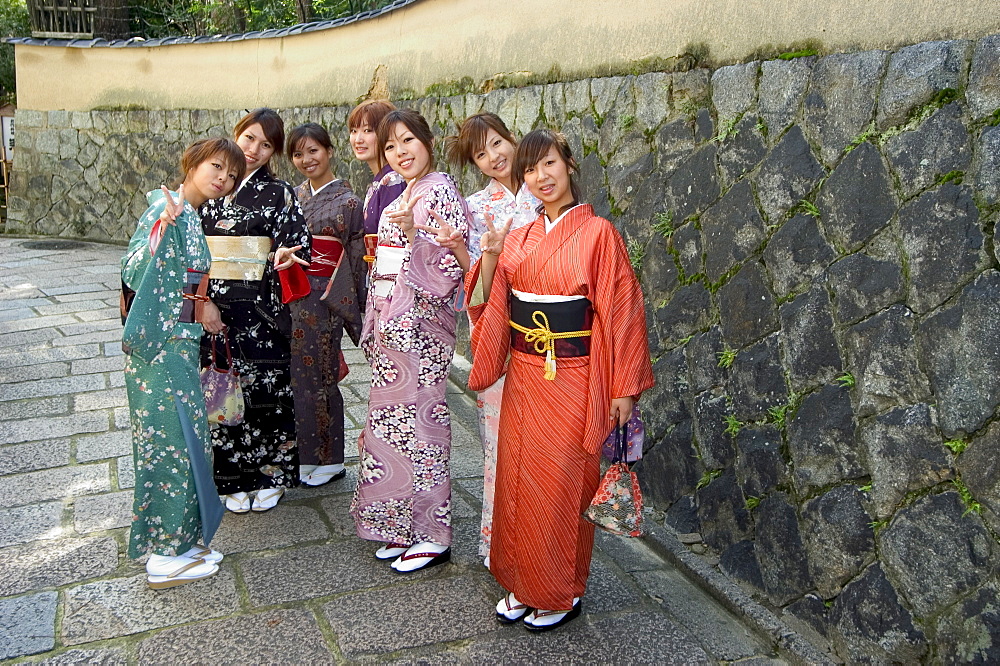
[159,184,184,227]
[414,208,465,250]
[480,211,513,256]
[385,179,424,237]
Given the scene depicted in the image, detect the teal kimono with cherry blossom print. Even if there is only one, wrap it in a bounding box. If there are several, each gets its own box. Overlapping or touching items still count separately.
[121,189,214,559]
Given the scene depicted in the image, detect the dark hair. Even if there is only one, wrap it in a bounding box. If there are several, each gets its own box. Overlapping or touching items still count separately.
[348,99,396,131]
[174,137,246,189]
[286,122,334,160]
[445,112,516,168]
[233,108,284,173]
[513,128,581,214]
[376,108,434,161]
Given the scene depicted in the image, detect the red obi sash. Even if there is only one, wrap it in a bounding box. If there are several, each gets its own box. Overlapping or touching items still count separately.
[305,236,344,279]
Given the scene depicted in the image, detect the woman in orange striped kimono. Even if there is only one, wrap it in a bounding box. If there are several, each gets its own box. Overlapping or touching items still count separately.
[465,129,654,631]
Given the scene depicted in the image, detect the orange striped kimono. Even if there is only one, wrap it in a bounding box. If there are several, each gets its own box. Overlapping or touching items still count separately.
[466,204,654,610]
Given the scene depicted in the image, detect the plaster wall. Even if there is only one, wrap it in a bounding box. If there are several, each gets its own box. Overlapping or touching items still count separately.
[14,0,1000,111]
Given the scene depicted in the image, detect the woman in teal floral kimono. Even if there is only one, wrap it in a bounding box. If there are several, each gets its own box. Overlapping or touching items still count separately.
[121,138,245,589]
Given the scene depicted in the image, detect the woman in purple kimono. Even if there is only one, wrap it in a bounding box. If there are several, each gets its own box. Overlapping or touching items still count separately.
[349,100,407,236]
[350,109,470,573]
[286,123,365,487]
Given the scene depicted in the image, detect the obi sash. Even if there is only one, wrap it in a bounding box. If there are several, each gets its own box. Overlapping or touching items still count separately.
[306,236,344,279]
[372,243,406,299]
[206,236,271,281]
[509,290,593,380]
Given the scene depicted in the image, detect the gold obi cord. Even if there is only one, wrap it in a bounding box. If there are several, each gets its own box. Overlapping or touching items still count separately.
[206,236,271,281]
[509,310,592,381]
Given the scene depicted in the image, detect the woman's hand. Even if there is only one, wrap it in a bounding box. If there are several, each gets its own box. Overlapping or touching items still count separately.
[480,211,513,256]
[274,245,310,271]
[199,300,225,335]
[415,209,469,272]
[385,180,424,242]
[610,396,635,427]
[159,184,184,227]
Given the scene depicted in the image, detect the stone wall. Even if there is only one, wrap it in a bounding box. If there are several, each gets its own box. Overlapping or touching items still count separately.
[10,34,1000,662]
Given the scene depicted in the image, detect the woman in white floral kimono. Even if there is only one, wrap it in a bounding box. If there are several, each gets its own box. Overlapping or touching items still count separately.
[122,138,244,588]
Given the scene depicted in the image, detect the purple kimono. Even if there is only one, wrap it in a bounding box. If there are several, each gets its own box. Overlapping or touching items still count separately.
[351,172,470,547]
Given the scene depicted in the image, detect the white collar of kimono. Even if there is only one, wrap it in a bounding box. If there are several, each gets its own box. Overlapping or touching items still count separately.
[237,167,262,194]
[311,179,337,196]
[544,203,585,234]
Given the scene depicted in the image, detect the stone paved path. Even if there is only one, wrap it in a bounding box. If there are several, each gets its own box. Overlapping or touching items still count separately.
[0,237,787,665]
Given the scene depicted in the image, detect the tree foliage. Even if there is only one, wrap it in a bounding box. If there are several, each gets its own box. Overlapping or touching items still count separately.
[0,0,29,104]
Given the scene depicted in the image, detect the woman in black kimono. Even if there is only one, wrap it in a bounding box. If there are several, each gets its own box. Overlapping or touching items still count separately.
[199,108,311,514]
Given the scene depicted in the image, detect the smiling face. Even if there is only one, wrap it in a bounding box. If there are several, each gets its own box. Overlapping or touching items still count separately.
[235,122,276,171]
[185,152,239,208]
[472,128,516,188]
[523,146,575,217]
[291,136,335,186]
[350,123,380,167]
[384,122,432,182]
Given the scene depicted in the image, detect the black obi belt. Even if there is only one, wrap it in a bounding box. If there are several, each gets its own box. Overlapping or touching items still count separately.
[509,295,594,359]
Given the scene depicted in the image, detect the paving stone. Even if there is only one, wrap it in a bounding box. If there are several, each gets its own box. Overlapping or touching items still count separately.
[62,570,240,644]
[0,327,62,349]
[0,344,101,369]
[57,319,122,337]
[76,430,131,462]
[0,313,79,334]
[73,389,127,414]
[0,411,109,445]
[580,556,645,614]
[0,591,57,660]
[0,536,118,597]
[0,501,65,548]
[39,283,109,297]
[0,361,69,383]
[115,454,134,489]
[51,329,123,347]
[209,504,330,554]
[36,648,128,665]
[0,438,71,474]
[71,355,124,374]
[3,463,111,507]
[74,490,132,533]
[283,465,358,501]
[0,374,106,402]
[323,576,496,659]
[136,608,333,664]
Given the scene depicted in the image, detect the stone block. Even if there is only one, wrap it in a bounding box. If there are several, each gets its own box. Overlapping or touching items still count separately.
[563,78,591,117]
[728,334,787,422]
[881,491,994,617]
[758,57,813,141]
[71,355,124,374]
[0,536,118,597]
[0,374,106,403]
[664,495,699,533]
[968,34,1000,118]
[784,593,831,640]
[662,144,719,222]
[787,384,862,494]
[816,141,896,252]
[542,81,566,125]
[47,110,69,127]
[16,109,45,127]
[711,62,759,122]
[672,218,702,279]
[638,349,690,443]
[0,591,57,660]
[717,262,778,349]
[137,608,332,664]
[884,102,972,200]
[5,463,111,507]
[754,492,813,605]
[0,438,71,474]
[877,40,971,128]
[719,540,765,594]
[606,134,653,212]
[701,181,766,283]
[638,418,700,507]
[514,85,542,136]
[900,183,986,313]
[323,576,495,659]
[830,564,927,663]
[654,282,713,344]
[209,504,330,554]
[62,570,240,644]
[933,582,1000,663]
[861,404,952,518]
[639,234,679,307]
[116,455,134,489]
[960,421,1000,536]
[74,490,132,533]
[579,556,645,614]
[827,251,904,325]
[37,648,127,665]
[844,305,931,418]
[591,75,627,119]
[752,125,826,222]
[976,125,1000,205]
[692,389,734,470]
[0,501,64,548]
[920,270,1000,436]
[696,468,752,552]
[655,117,696,176]
[717,114,767,187]
[76,430,131,462]
[734,424,786,499]
[801,50,889,165]
[779,286,841,391]
[800,485,874,598]
[762,214,833,298]
[685,327,725,394]
[633,71,670,131]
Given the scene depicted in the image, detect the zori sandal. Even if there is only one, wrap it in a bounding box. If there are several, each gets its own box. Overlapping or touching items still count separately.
[523,598,582,632]
[375,542,410,560]
[146,554,219,589]
[251,488,284,512]
[391,543,451,573]
[303,464,346,487]
[224,492,250,514]
[182,544,223,564]
[496,592,532,624]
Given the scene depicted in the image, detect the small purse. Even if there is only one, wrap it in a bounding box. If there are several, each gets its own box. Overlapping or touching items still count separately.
[601,404,644,462]
[200,335,245,426]
[585,423,644,537]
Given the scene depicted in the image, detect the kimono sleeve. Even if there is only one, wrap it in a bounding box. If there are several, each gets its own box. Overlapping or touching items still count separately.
[275,184,312,263]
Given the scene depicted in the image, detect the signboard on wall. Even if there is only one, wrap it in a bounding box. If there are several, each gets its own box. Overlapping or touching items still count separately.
[0,117,12,162]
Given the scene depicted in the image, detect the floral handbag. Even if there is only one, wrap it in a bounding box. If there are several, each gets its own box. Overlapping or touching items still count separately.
[585,423,644,537]
[600,404,644,462]
[200,335,245,426]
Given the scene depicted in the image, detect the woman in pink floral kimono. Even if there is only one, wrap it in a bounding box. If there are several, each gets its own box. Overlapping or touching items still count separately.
[350,108,470,573]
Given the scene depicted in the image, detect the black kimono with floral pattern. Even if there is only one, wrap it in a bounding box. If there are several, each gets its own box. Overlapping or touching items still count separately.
[200,168,311,494]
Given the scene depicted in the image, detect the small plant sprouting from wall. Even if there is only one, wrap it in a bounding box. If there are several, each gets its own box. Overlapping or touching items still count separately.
[723,414,743,437]
[696,468,723,490]
[953,478,983,517]
[717,346,737,368]
[778,48,819,60]
[652,211,675,238]
[944,439,969,455]
[836,372,856,388]
[711,113,743,144]
[626,235,646,273]
[745,496,761,510]
[797,200,821,218]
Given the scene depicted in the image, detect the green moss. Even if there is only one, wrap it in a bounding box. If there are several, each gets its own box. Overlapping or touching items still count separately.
[954,478,983,517]
[711,112,743,144]
[987,108,1000,127]
[944,439,969,455]
[778,48,819,60]
[696,468,723,490]
[424,76,477,98]
[937,170,965,186]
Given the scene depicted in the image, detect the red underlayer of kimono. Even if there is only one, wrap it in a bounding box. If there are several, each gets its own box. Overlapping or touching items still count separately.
[466,204,654,610]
